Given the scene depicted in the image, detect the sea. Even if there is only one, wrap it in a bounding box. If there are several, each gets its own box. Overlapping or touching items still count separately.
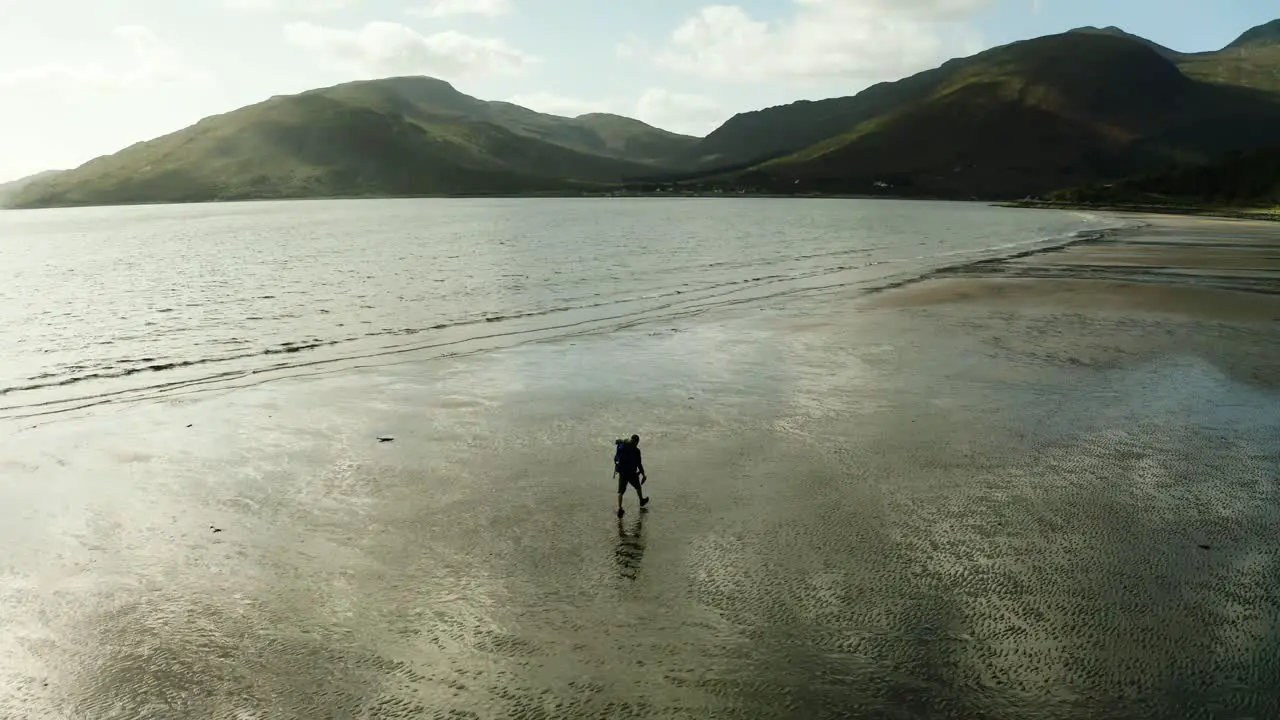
[0,198,1120,422]
[8,198,1280,720]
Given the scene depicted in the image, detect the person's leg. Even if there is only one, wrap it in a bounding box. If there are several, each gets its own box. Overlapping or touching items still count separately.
[628,476,648,506]
[616,474,628,517]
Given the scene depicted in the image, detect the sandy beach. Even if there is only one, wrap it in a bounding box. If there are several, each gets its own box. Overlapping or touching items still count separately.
[2,214,1278,719]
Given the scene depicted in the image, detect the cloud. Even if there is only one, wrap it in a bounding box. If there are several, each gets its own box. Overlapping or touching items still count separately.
[221,0,356,12]
[642,0,990,85]
[285,21,537,78]
[0,26,211,92]
[507,88,725,136]
[408,0,511,19]
[636,89,724,133]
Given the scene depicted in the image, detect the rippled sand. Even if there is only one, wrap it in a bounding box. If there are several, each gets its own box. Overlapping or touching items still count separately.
[2,215,1278,719]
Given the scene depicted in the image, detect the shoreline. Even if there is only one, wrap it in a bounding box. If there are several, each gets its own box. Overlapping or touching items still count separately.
[0,191,1101,212]
[7,189,1278,217]
[0,208,1126,427]
[866,214,1280,340]
[1,192,955,212]
[997,199,1280,223]
[2,213,1279,717]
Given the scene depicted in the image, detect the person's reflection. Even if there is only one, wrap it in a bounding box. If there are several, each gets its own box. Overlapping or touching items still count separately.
[614,511,646,580]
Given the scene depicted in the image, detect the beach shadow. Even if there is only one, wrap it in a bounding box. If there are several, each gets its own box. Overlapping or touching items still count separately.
[614,512,646,580]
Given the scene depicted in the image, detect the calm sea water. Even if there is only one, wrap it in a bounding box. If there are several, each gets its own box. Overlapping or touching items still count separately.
[0,198,1117,420]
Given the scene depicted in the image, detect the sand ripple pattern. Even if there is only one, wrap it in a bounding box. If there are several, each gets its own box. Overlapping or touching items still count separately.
[3,210,1275,719]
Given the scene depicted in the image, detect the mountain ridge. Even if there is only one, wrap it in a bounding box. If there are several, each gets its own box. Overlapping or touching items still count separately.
[0,170,63,203]
[658,21,1280,200]
[679,20,1280,175]
[1228,19,1280,49]
[10,18,1280,209]
[1068,25,1183,59]
[8,78,696,209]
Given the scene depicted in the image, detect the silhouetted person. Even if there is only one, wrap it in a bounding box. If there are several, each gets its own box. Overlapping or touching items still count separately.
[613,434,649,517]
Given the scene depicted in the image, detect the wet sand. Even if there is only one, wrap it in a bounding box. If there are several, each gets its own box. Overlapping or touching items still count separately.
[2,215,1279,719]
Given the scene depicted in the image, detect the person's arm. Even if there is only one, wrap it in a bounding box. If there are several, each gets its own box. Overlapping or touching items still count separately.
[637,448,646,479]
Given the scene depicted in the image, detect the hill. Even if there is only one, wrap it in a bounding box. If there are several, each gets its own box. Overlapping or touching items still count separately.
[14,19,1280,208]
[679,20,1280,175]
[1177,21,1280,93]
[662,23,1280,200]
[1051,146,1280,207]
[314,77,697,165]
[0,170,63,204]
[1070,25,1182,59]
[573,113,701,164]
[1226,19,1280,49]
[7,78,697,209]
[678,55,980,170]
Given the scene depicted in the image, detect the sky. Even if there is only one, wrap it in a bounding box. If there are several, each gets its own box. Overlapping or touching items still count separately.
[0,0,1275,182]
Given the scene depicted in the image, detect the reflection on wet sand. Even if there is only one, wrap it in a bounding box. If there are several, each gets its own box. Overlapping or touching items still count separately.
[1,215,1278,718]
[615,512,647,580]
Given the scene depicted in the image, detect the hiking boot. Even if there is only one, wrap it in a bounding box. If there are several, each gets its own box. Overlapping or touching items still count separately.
[640,497,650,508]
[617,508,625,518]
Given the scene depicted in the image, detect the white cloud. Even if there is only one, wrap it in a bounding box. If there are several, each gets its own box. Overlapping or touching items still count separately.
[0,26,211,92]
[508,88,725,136]
[408,0,511,19]
[221,0,356,13]
[284,21,537,79]
[635,88,724,135]
[644,0,990,85]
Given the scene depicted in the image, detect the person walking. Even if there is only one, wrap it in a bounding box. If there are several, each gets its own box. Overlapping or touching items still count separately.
[613,434,649,518]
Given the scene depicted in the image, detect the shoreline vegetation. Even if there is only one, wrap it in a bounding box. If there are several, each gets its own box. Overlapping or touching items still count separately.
[998,199,1280,223]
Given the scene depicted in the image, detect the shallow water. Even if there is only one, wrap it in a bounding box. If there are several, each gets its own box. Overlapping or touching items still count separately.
[0,198,1114,420]
[3,269,1278,719]
[4,202,1276,719]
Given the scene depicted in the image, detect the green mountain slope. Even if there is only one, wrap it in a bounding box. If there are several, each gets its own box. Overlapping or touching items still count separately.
[680,56,976,170]
[8,79,684,209]
[1227,19,1280,49]
[675,26,1280,199]
[1177,21,1280,93]
[573,113,700,164]
[0,170,63,203]
[1052,146,1280,207]
[281,77,696,166]
[1069,25,1183,59]
[674,20,1280,186]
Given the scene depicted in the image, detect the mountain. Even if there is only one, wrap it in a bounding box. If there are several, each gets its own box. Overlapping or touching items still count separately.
[573,113,700,165]
[1051,145,1280,207]
[682,20,1280,174]
[7,77,698,209]
[679,55,979,170]
[665,25,1280,199]
[1177,21,1280,93]
[0,170,63,203]
[315,77,697,164]
[13,20,1280,208]
[1070,25,1182,59]
[1226,19,1280,49]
